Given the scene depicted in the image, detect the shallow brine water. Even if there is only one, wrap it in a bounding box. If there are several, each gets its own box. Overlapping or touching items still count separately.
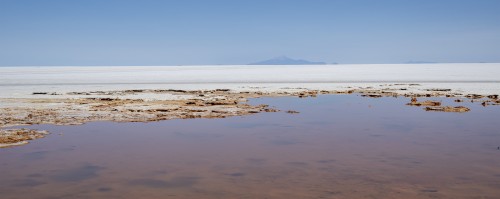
[1,95,500,199]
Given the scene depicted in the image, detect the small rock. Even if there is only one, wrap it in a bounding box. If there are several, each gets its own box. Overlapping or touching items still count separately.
[361,94,382,98]
[286,110,300,114]
[424,106,470,113]
[407,99,441,107]
[487,95,498,99]
[426,89,451,92]
[465,94,484,99]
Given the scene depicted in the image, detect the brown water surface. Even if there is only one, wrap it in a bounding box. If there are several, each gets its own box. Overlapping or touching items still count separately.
[1,95,500,198]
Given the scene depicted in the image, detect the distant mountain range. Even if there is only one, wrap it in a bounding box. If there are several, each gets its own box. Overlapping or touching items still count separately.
[249,56,328,65]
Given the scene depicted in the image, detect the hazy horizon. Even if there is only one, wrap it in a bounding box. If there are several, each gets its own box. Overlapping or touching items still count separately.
[1,62,500,68]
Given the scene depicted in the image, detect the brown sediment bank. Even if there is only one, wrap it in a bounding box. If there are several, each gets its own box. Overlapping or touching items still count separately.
[405,97,472,113]
[1,86,499,147]
[0,89,286,128]
[0,129,49,148]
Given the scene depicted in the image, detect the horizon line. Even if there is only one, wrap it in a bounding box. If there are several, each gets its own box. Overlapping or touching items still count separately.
[1,62,500,67]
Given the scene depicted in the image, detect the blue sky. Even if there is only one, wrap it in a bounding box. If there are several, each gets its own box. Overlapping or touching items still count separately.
[1,0,499,65]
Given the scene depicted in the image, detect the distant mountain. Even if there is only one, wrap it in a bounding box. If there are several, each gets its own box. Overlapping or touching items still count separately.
[249,56,327,65]
[405,61,438,64]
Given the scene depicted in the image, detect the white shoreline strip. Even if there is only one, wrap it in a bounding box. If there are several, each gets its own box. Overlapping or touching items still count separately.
[1,64,499,98]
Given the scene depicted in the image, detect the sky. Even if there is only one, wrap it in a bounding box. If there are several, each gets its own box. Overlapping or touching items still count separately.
[1,0,500,66]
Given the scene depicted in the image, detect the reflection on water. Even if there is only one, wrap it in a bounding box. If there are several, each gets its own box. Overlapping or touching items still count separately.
[1,95,500,199]
[49,164,104,182]
[129,176,200,189]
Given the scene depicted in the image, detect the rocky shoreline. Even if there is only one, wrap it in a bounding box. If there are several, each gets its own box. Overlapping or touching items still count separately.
[1,85,499,148]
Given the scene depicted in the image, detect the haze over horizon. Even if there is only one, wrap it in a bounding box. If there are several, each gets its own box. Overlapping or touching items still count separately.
[1,0,500,66]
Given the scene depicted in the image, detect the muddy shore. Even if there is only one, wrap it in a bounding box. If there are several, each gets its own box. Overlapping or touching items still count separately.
[1,84,499,148]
